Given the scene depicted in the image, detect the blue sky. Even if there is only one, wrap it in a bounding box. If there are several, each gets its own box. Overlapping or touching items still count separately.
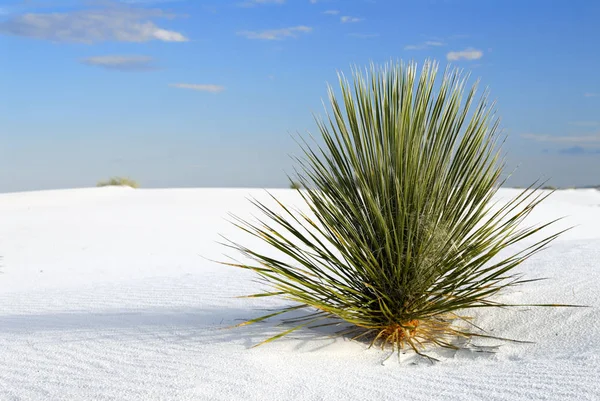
[0,0,599,192]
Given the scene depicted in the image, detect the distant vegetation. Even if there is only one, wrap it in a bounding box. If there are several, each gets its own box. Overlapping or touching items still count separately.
[97,177,139,188]
[289,181,302,190]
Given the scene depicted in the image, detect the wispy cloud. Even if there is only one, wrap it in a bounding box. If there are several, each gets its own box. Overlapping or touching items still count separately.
[341,16,362,23]
[404,40,444,50]
[446,48,483,61]
[323,10,339,15]
[0,7,188,43]
[559,146,587,155]
[405,34,469,51]
[169,83,225,93]
[522,133,600,144]
[584,93,598,98]
[81,55,157,71]
[348,33,379,39]
[238,0,285,7]
[237,25,312,40]
[558,146,600,155]
[570,121,599,127]
[120,0,187,4]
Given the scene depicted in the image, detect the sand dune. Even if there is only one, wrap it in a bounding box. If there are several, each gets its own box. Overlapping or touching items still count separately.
[0,187,598,400]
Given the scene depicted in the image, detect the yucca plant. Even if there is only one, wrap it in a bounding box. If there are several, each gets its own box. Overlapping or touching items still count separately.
[223,60,568,359]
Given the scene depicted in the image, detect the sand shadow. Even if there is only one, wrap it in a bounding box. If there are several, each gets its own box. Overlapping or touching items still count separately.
[0,306,502,363]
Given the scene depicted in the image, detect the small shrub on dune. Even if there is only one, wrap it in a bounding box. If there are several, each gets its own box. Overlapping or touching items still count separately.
[97,177,139,188]
[223,61,571,359]
[289,181,303,190]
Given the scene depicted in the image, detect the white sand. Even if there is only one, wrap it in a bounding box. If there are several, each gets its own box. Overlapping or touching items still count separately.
[0,187,598,400]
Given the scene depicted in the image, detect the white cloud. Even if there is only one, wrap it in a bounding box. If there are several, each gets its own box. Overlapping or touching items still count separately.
[405,34,468,50]
[341,16,362,23]
[404,40,444,50]
[120,0,186,3]
[170,83,225,93]
[446,48,483,61]
[522,133,600,144]
[0,8,188,43]
[81,55,156,71]
[152,28,186,41]
[237,25,312,40]
[238,0,285,6]
[323,10,340,15]
[584,93,598,98]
